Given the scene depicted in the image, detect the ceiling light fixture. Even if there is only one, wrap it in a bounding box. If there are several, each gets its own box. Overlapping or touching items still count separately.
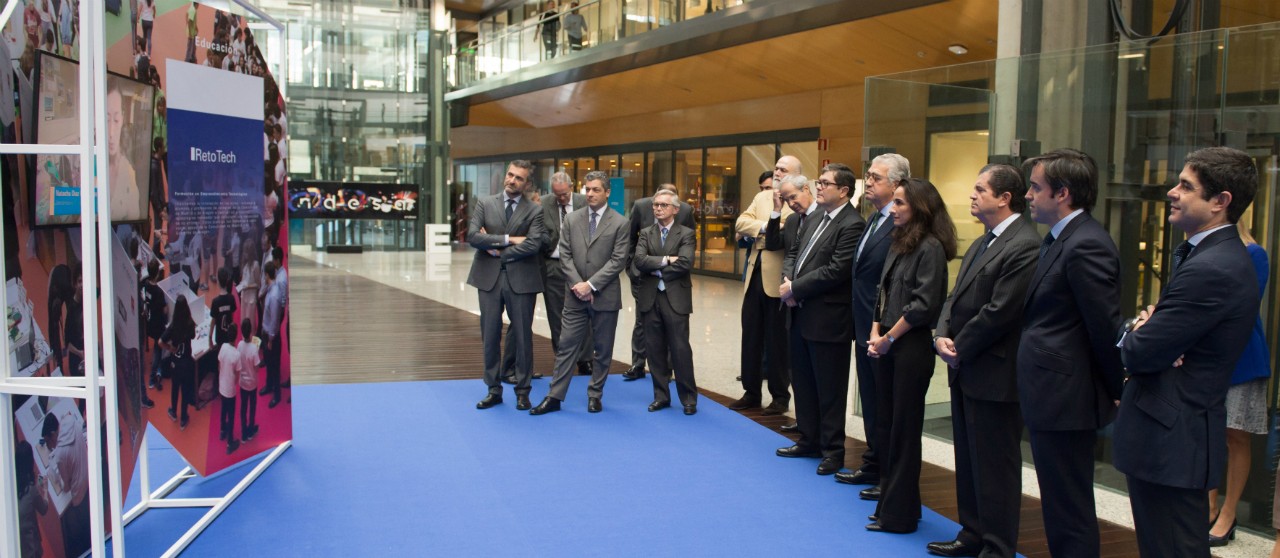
[947,44,968,55]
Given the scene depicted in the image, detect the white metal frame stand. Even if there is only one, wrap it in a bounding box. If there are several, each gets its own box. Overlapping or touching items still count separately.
[0,1,289,556]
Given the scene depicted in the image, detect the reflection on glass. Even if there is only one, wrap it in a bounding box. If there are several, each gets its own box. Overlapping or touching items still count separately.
[619,153,645,214]
[700,146,739,274]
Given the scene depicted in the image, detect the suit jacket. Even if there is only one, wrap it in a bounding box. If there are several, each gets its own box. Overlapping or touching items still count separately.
[853,209,895,345]
[1017,212,1124,431]
[629,197,695,252]
[631,222,695,315]
[876,236,948,335]
[1116,226,1258,489]
[560,205,630,311]
[782,202,866,344]
[737,189,792,296]
[764,208,813,285]
[466,193,545,294]
[540,192,587,258]
[935,216,1040,402]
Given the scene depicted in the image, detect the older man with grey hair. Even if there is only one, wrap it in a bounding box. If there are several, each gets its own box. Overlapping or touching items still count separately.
[730,155,800,413]
[539,171,593,375]
[837,152,909,491]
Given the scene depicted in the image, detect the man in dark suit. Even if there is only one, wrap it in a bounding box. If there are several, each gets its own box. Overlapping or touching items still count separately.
[631,189,699,414]
[928,164,1040,558]
[624,184,696,382]
[1017,148,1124,557]
[532,171,631,414]
[765,175,816,256]
[730,157,797,413]
[1117,147,1260,558]
[538,171,592,376]
[468,160,546,411]
[836,153,905,489]
[777,163,866,476]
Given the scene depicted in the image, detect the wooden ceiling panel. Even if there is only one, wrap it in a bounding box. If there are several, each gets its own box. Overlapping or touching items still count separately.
[464,0,999,130]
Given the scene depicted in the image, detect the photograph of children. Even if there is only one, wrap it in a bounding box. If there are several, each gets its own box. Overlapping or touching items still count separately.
[11,395,91,558]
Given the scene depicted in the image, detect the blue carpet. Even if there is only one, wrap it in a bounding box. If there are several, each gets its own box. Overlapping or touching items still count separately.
[113,379,977,557]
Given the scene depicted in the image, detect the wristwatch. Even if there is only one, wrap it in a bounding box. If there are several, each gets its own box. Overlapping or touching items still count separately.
[887,334,897,344]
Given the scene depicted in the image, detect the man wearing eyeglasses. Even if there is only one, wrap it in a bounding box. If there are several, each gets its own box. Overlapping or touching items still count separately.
[777,163,866,477]
[836,154,908,492]
[468,160,546,411]
[729,156,798,414]
[625,184,695,382]
[631,189,699,414]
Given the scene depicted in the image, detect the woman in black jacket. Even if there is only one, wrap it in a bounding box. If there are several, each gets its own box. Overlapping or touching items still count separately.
[867,177,956,534]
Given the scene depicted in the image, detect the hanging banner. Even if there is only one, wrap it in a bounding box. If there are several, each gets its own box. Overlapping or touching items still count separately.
[288,181,419,220]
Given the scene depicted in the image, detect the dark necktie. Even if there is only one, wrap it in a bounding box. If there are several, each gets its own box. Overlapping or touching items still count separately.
[1172,241,1192,270]
[505,198,515,222]
[1039,232,1055,259]
[857,211,881,261]
[959,231,995,285]
[796,214,831,272]
[560,203,567,224]
[589,210,598,238]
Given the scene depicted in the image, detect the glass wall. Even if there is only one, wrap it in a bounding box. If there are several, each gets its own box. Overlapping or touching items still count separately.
[453,132,817,277]
[864,22,1280,534]
[260,1,444,252]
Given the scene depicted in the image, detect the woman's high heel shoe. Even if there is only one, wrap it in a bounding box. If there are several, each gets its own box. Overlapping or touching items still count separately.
[1208,520,1236,547]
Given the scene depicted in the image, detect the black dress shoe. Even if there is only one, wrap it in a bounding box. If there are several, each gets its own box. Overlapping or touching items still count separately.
[587,397,602,413]
[501,374,516,385]
[761,401,788,415]
[779,422,799,432]
[529,397,561,415]
[647,401,670,412]
[683,404,697,415]
[835,470,879,486]
[577,361,593,376]
[926,540,982,557]
[516,395,532,411]
[776,445,821,458]
[816,457,841,475]
[727,396,761,410]
[621,365,644,381]
[859,486,882,501]
[868,514,878,522]
[532,372,544,379]
[476,393,503,409]
[866,521,915,534]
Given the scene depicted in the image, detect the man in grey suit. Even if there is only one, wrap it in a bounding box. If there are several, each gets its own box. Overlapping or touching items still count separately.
[532,171,631,414]
[469,160,546,411]
[632,189,699,414]
[623,184,696,381]
[539,172,593,376]
[928,164,1040,558]
[835,153,903,488]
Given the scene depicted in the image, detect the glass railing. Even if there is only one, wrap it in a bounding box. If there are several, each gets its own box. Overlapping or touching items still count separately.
[448,0,752,88]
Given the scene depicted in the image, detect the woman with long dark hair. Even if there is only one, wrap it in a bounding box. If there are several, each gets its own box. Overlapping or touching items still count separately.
[866,177,956,534]
[159,294,197,429]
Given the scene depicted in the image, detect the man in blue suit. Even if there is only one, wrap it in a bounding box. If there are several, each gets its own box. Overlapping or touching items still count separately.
[1017,149,1124,557]
[836,153,904,491]
[1118,147,1259,558]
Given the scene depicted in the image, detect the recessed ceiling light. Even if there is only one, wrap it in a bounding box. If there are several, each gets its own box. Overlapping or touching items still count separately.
[947,44,968,55]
